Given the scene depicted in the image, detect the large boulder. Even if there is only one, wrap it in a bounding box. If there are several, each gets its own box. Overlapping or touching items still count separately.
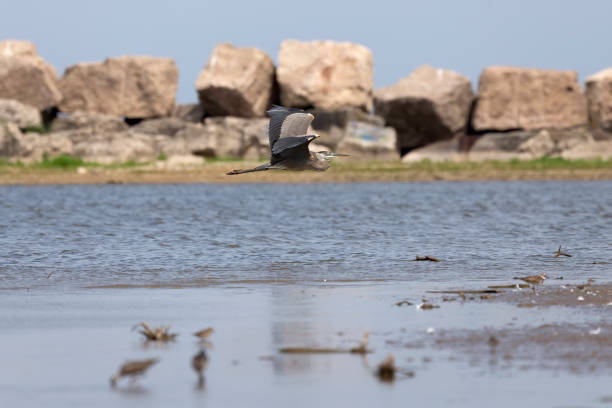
[0,121,23,156]
[195,43,274,117]
[14,131,74,163]
[336,122,399,160]
[131,117,212,157]
[277,40,373,111]
[374,65,474,151]
[585,68,612,130]
[467,131,534,161]
[401,136,466,163]
[561,139,612,160]
[0,40,37,57]
[472,66,588,131]
[0,55,62,110]
[200,117,269,158]
[71,130,157,163]
[171,103,204,123]
[50,111,128,133]
[59,56,178,118]
[0,99,42,128]
[310,108,385,149]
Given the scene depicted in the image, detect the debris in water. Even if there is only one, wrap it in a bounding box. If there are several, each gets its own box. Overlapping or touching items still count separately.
[280,332,372,354]
[577,296,585,301]
[417,303,439,310]
[376,354,396,382]
[426,327,435,334]
[414,255,441,262]
[110,358,158,387]
[427,289,499,295]
[349,332,370,354]
[134,322,178,342]
[395,300,413,307]
[554,245,572,258]
[488,335,499,347]
[488,284,529,289]
[588,327,601,335]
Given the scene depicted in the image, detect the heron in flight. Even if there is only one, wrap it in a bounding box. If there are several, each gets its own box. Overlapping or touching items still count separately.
[226,105,349,175]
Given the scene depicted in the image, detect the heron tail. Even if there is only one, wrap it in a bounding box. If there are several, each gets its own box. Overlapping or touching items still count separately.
[226,163,271,175]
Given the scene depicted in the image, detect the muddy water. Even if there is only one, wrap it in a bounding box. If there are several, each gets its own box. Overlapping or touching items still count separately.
[1,181,611,407]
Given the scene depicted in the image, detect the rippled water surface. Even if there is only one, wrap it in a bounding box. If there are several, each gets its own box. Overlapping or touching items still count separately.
[1,181,611,407]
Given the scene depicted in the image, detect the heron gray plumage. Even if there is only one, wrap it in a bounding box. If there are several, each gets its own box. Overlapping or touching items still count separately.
[226,105,349,175]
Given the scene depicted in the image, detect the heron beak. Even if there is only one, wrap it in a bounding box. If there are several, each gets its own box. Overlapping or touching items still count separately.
[329,152,350,157]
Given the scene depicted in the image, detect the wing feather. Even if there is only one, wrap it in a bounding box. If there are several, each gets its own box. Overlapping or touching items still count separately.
[266,106,314,151]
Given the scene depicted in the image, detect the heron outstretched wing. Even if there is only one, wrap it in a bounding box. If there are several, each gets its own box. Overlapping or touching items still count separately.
[270,135,316,164]
[267,105,314,151]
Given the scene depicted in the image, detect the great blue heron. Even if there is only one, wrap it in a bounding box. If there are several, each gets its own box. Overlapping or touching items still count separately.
[226,105,349,175]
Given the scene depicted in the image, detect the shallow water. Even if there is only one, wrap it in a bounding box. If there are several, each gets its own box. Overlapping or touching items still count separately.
[1,181,611,407]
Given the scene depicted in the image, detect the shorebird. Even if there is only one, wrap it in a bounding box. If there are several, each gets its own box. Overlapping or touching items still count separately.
[110,358,158,387]
[193,327,214,341]
[192,349,208,387]
[226,105,349,175]
[554,246,572,258]
[514,273,547,285]
[514,273,547,293]
[376,354,396,382]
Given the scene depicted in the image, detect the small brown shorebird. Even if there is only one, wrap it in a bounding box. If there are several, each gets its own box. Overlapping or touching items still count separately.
[554,246,572,258]
[376,354,396,382]
[110,358,158,387]
[193,327,214,341]
[192,349,208,387]
[514,273,547,285]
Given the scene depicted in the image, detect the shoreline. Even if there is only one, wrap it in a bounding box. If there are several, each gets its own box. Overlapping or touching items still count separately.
[1,160,612,185]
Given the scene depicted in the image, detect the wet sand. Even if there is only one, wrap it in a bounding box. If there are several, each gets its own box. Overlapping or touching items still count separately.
[1,161,612,184]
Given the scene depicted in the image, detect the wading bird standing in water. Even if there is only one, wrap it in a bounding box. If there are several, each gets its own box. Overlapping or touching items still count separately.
[226,105,349,175]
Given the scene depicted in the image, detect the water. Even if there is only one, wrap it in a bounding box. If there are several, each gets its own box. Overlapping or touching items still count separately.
[0,181,611,407]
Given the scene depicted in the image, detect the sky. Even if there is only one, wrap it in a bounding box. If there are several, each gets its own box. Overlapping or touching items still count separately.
[2,0,611,103]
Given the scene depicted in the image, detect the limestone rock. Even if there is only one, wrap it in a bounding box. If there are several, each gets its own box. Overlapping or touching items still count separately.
[171,103,204,123]
[51,111,128,133]
[195,43,274,117]
[131,117,192,137]
[133,117,212,157]
[374,65,474,151]
[16,131,74,163]
[0,55,62,110]
[277,40,373,111]
[310,108,385,149]
[0,121,23,156]
[200,117,269,158]
[401,136,466,163]
[472,66,588,131]
[59,56,178,118]
[585,68,612,130]
[337,122,399,160]
[0,40,37,57]
[467,131,534,161]
[69,130,157,164]
[561,139,612,160]
[0,99,42,128]
[518,129,555,157]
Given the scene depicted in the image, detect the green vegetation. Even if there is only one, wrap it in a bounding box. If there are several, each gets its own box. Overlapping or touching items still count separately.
[22,124,49,134]
[157,153,168,161]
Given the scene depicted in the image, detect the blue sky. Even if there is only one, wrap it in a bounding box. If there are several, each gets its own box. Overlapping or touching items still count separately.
[2,0,611,103]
